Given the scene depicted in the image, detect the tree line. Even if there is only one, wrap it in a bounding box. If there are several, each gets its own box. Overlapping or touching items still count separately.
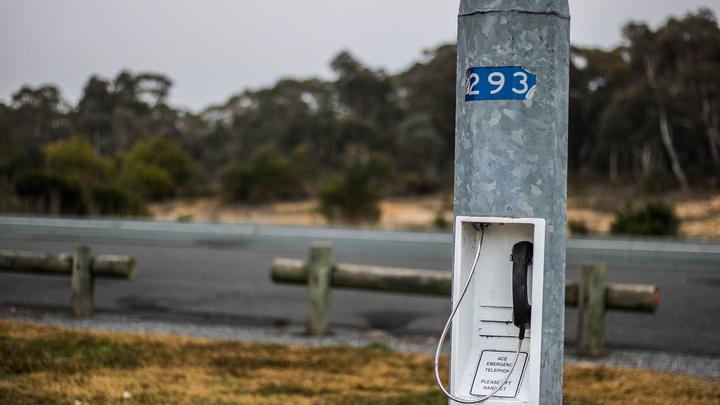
[0,9,718,221]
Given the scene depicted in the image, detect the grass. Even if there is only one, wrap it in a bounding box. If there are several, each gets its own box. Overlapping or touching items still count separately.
[0,321,717,404]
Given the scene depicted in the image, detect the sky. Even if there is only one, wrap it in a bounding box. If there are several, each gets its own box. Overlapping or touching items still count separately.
[1,1,719,111]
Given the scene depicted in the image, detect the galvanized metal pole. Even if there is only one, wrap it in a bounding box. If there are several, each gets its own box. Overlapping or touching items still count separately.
[454,1,570,404]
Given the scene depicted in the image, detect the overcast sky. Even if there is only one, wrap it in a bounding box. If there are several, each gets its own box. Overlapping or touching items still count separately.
[1,1,718,111]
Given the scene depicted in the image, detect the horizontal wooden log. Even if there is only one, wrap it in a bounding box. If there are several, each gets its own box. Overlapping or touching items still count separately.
[565,281,658,312]
[93,255,137,279]
[604,282,659,312]
[333,263,451,296]
[0,250,136,279]
[271,258,307,283]
[0,250,72,275]
[271,258,658,312]
[271,258,450,296]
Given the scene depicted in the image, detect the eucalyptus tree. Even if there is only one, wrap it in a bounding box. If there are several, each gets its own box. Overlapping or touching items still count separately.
[622,9,720,188]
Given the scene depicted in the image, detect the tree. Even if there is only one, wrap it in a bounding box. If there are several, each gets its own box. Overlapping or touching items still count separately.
[331,51,403,132]
[4,85,72,161]
[394,114,444,193]
[569,46,635,179]
[76,71,177,154]
[210,78,340,170]
[622,10,720,189]
[76,75,114,152]
[398,44,457,179]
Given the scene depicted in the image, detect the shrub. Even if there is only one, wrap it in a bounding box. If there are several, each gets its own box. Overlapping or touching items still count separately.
[14,170,148,216]
[223,147,306,203]
[610,202,680,236]
[396,173,442,195]
[14,171,88,214]
[43,135,112,184]
[0,148,43,182]
[433,210,450,230]
[568,220,589,235]
[14,137,150,215]
[0,180,21,212]
[640,168,673,195]
[317,156,391,223]
[120,161,176,201]
[124,135,195,187]
[89,183,147,216]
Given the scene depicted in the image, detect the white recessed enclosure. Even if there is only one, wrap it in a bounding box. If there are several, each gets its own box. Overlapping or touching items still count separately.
[450,216,545,404]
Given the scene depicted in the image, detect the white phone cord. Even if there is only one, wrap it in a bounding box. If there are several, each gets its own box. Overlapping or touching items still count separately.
[434,228,524,403]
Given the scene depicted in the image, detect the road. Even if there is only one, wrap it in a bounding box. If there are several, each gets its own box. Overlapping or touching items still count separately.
[0,216,718,354]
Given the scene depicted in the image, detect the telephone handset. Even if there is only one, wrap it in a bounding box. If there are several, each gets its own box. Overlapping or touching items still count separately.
[511,241,533,339]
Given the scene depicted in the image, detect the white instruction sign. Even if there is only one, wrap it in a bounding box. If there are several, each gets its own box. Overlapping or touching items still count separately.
[470,350,528,398]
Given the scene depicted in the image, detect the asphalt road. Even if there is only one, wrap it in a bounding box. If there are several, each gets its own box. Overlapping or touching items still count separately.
[0,216,718,355]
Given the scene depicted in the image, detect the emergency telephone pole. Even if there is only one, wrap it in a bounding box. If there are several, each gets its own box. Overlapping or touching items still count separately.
[453,1,570,404]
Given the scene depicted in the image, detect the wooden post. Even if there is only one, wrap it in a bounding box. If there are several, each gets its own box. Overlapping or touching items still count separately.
[577,264,606,357]
[71,244,94,317]
[306,243,333,336]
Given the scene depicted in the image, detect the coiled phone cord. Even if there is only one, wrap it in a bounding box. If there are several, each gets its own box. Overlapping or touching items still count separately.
[434,227,524,403]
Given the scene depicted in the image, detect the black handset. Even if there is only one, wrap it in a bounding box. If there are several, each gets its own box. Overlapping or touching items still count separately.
[511,241,533,339]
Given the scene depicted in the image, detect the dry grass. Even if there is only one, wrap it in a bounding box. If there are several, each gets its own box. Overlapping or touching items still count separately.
[149,196,450,230]
[150,191,720,237]
[1,321,718,404]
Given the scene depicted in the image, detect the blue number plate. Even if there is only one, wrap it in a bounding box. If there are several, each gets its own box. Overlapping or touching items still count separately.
[464,66,537,101]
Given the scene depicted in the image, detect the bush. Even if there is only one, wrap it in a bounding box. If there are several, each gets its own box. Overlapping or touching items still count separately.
[317,156,391,223]
[610,202,680,236]
[14,171,88,215]
[13,137,150,216]
[124,135,195,188]
[433,210,450,230]
[640,168,674,195]
[395,173,442,195]
[223,147,306,203]
[568,220,589,235]
[120,161,176,201]
[90,183,147,216]
[14,170,148,216]
[43,135,112,184]
[0,148,43,183]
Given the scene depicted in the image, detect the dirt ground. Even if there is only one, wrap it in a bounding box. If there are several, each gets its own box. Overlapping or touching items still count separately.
[150,189,720,238]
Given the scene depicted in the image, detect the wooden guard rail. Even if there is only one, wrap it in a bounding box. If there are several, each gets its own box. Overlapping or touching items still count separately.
[271,245,659,357]
[0,245,137,317]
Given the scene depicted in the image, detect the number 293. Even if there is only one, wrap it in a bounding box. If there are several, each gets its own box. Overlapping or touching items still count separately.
[464,67,537,101]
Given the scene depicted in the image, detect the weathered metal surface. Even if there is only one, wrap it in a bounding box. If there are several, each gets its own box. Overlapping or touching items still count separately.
[455,0,570,403]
